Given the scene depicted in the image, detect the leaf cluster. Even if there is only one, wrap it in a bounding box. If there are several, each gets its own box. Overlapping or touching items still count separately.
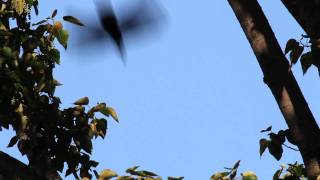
[0,0,115,178]
[272,162,307,180]
[285,36,320,75]
[94,166,183,180]
[259,126,298,161]
[210,160,257,180]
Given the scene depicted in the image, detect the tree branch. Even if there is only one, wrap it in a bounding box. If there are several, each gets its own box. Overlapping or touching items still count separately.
[227,0,320,178]
[0,151,44,180]
[281,0,320,39]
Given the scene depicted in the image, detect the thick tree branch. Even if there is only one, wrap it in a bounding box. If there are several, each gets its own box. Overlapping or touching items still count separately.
[227,0,320,178]
[0,151,44,180]
[281,0,320,39]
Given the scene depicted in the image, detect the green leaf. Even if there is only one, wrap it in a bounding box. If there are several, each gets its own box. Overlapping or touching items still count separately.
[94,118,107,138]
[11,0,26,15]
[270,133,285,145]
[32,19,48,26]
[117,176,135,180]
[0,30,13,36]
[135,170,158,177]
[33,0,39,15]
[7,135,19,147]
[241,171,258,180]
[285,39,299,54]
[51,9,57,18]
[272,169,282,180]
[300,52,313,75]
[126,166,140,174]
[232,160,240,170]
[88,160,99,168]
[50,48,60,64]
[17,140,31,156]
[168,177,184,180]
[98,169,118,180]
[210,172,229,180]
[260,126,272,133]
[55,29,69,49]
[100,106,119,122]
[259,138,269,157]
[79,135,92,154]
[2,46,13,57]
[73,97,89,105]
[289,45,304,65]
[229,169,237,179]
[65,168,75,177]
[63,16,85,26]
[53,79,63,86]
[268,141,283,160]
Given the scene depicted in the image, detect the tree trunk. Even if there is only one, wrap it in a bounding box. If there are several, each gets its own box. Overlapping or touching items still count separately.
[227,0,320,178]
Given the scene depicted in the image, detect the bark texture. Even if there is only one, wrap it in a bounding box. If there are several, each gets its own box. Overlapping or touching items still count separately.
[227,0,320,178]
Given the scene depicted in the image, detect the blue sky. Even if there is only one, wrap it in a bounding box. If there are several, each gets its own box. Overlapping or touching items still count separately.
[1,0,320,179]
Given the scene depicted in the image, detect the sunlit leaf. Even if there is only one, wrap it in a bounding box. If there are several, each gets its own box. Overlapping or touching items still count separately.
[241,171,258,180]
[98,169,118,180]
[210,172,229,180]
[99,105,119,122]
[74,97,89,105]
[50,48,60,64]
[55,29,69,49]
[11,0,25,15]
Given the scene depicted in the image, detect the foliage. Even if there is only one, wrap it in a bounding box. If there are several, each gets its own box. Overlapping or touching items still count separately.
[285,35,320,75]
[0,0,117,178]
[259,126,298,161]
[0,0,318,180]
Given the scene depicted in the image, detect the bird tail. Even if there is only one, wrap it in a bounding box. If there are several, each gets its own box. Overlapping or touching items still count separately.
[117,41,127,64]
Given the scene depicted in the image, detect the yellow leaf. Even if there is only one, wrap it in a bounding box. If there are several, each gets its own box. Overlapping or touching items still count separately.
[73,97,89,105]
[11,0,25,15]
[53,21,63,31]
[99,169,118,180]
[108,107,119,122]
[241,171,258,180]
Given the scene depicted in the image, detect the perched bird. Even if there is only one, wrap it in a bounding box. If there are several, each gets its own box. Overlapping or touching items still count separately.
[70,0,165,63]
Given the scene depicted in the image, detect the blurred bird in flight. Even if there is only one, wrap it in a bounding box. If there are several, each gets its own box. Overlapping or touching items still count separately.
[70,0,165,63]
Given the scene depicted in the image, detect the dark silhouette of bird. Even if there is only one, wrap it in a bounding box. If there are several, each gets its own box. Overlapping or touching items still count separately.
[94,0,126,60]
[70,0,165,63]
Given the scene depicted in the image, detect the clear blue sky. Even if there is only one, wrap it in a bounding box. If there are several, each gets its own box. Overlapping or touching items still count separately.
[1,0,320,179]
